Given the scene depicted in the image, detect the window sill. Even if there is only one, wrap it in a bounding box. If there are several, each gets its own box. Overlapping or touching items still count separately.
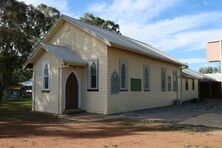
[120,89,128,92]
[42,89,50,93]
[87,89,99,92]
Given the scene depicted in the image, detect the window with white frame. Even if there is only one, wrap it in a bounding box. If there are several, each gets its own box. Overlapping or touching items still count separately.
[42,61,50,90]
[192,79,195,90]
[185,78,189,90]
[161,68,166,91]
[88,59,98,90]
[168,76,171,91]
[173,71,178,91]
[120,60,128,90]
[144,64,150,91]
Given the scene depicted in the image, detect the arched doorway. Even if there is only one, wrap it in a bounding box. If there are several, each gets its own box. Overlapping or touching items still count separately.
[65,72,78,110]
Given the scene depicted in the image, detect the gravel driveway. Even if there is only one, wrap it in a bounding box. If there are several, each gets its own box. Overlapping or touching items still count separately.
[125,99,222,128]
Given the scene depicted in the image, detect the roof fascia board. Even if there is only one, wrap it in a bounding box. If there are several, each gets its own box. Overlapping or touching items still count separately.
[62,16,111,46]
[24,16,65,68]
[23,45,65,68]
[42,16,65,43]
[23,44,42,69]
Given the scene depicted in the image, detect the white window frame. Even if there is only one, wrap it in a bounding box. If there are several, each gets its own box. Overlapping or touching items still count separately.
[173,70,178,91]
[185,78,189,91]
[161,68,166,91]
[192,79,195,90]
[168,75,171,91]
[42,60,50,91]
[143,64,150,91]
[119,59,128,91]
[87,59,99,90]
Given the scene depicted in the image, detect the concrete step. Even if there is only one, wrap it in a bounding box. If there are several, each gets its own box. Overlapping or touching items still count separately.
[64,109,86,114]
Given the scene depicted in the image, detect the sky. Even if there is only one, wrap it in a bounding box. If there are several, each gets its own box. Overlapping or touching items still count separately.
[18,0,222,71]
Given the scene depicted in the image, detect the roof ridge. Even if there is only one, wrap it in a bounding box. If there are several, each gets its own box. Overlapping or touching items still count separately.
[60,14,187,66]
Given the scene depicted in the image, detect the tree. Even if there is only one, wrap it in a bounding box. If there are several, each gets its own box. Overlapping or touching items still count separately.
[199,66,220,74]
[80,13,121,34]
[0,0,60,100]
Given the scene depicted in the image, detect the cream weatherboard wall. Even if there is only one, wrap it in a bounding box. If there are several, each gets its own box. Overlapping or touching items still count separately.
[181,78,199,102]
[107,47,182,114]
[32,20,187,114]
[32,50,62,113]
[45,21,108,114]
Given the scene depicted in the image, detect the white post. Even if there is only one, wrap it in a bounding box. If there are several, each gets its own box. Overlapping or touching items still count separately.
[220,40,222,73]
[32,68,35,111]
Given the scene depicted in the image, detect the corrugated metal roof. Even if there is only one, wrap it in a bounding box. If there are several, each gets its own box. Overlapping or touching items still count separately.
[62,15,187,67]
[24,44,86,68]
[182,69,203,79]
[42,44,86,65]
[182,69,216,81]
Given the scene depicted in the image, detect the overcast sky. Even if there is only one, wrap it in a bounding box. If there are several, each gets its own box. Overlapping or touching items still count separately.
[18,0,222,70]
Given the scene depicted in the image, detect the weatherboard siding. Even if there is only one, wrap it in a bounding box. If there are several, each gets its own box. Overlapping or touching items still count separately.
[181,78,199,102]
[107,47,182,114]
[32,20,191,114]
[33,51,61,113]
[46,22,108,114]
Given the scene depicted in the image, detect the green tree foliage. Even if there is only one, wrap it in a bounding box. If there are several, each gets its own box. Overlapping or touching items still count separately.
[199,66,220,74]
[0,0,60,100]
[80,13,121,34]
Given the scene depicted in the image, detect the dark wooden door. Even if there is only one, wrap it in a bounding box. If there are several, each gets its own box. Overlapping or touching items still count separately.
[66,73,78,110]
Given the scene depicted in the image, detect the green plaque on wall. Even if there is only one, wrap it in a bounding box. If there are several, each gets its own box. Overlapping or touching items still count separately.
[131,78,141,91]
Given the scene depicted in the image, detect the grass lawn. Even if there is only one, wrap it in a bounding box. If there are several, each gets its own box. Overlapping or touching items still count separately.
[0,97,32,112]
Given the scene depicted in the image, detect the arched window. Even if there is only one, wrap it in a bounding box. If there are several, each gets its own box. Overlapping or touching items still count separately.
[173,71,178,91]
[168,76,171,91]
[88,59,98,90]
[144,64,150,91]
[144,68,148,88]
[161,68,166,91]
[120,60,128,90]
[121,64,126,88]
[91,62,97,88]
[42,61,50,90]
[111,71,119,94]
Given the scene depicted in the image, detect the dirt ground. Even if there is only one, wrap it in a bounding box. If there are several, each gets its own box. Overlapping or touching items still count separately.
[1,111,222,148]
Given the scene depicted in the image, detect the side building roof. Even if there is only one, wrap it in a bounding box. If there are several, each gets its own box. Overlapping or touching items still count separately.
[182,69,216,81]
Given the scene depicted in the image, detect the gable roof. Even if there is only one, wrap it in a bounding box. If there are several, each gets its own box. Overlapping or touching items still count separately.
[42,15,187,67]
[24,44,86,68]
